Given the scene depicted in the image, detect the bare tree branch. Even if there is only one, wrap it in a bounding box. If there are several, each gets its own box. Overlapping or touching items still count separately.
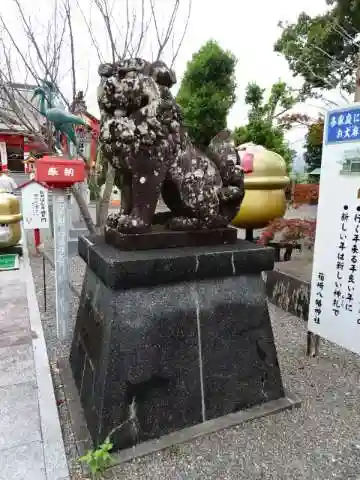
[329,19,360,47]
[94,0,119,62]
[49,5,68,81]
[126,7,139,58]
[0,15,42,85]
[149,0,162,49]
[278,21,352,104]
[150,0,180,61]
[133,0,151,57]
[312,43,354,70]
[74,0,104,63]
[83,60,91,97]
[0,45,44,135]
[12,0,71,108]
[122,0,132,59]
[297,58,351,103]
[170,0,192,67]
[63,0,77,104]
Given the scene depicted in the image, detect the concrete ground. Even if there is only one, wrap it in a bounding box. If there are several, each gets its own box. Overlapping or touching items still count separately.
[30,247,360,480]
[0,247,69,480]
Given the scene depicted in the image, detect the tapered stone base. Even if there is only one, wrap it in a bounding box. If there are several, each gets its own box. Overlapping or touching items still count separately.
[70,235,284,451]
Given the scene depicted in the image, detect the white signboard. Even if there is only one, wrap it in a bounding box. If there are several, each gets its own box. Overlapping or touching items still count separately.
[308,104,360,355]
[0,224,11,243]
[21,182,50,230]
[53,190,70,340]
[0,142,7,169]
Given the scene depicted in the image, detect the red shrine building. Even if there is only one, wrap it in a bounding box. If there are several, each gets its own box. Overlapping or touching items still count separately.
[0,84,99,173]
[65,91,100,166]
[0,83,48,171]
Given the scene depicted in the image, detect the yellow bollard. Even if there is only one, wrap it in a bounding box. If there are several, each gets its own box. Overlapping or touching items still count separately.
[232,147,290,230]
[0,189,23,248]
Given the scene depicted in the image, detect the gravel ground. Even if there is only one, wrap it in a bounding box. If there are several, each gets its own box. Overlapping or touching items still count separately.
[30,254,86,479]
[29,251,360,480]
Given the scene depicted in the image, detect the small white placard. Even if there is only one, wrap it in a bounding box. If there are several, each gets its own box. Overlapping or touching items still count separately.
[0,142,7,169]
[21,182,50,230]
[0,224,11,242]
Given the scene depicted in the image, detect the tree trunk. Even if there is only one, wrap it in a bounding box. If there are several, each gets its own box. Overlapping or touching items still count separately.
[71,183,96,234]
[354,53,360,102]
[96,165,115,231]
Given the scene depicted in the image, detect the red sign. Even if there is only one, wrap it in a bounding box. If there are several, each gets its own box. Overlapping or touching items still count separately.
[240,152,254,173]
[35,156,85,187]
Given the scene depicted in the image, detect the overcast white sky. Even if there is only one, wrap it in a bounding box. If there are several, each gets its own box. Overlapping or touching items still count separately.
[0,0,349,156]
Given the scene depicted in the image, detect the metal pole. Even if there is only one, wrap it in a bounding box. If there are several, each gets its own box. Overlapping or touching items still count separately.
[34,228,40,250]
[53,188,70,340]
[245,228,254,242]
[43,255,47,312]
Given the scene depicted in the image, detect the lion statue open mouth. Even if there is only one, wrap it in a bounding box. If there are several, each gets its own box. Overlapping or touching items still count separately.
[98,58,245,234]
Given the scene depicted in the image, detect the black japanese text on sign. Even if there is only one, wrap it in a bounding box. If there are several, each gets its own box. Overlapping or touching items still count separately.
[333,205,349,317]
[313,272,325,324]
[39,190,47,223]
[345,206,360,313]
[31,193,40,217]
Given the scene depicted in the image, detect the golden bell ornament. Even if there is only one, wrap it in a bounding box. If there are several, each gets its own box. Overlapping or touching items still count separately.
[232,145,290,230]
[0,189,23,248]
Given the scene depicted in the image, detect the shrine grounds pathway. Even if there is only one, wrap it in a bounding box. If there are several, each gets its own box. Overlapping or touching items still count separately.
[0,244,69,479]
[30,245,360,480]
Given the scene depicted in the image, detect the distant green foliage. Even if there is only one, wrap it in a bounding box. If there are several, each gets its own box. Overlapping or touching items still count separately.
[233,81,296,169]
[304,118,324,173]
[176,40,237,147]
[274,0,359,95]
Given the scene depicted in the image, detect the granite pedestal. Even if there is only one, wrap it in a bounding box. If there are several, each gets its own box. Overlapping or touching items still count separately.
[70,235,285,451]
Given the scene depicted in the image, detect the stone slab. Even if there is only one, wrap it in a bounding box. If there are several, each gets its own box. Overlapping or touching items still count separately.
[59,357,300,466]
[264,269,310,321]
[23,245,70,480]
[0,442,46,480]
[68,238,79,256]
[58,358,96,457]
[0,274,31,348]
[0,280,26,302]
[105,225,237,251]
[0,292,29,323]
[0,382,41,450]
[78,235,275,290]
[112,393,301,465]
[0,344,35,387]
[70,239,283,452]
[69,227,88,238]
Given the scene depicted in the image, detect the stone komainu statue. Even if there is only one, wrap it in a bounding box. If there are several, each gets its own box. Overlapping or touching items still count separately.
[97,58,245,233]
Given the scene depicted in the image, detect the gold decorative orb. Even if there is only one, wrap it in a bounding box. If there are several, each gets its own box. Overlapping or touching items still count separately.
[0,190,23,248]
[232,146,290,230]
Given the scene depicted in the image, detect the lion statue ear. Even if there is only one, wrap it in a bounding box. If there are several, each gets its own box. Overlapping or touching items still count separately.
[98,63,114,78]
[150,60,177,88]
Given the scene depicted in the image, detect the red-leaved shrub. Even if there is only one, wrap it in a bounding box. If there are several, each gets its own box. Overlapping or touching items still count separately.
[258,218,316,248]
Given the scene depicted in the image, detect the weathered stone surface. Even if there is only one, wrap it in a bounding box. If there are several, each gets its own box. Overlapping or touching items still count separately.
[97,58,245,235]
[0,344,35,387]
[78,235,275,290]
[265,269,310,321]
[70,237,284,451]
[0,382,41,450]
[0,442,46,480]
[105,225,237,251]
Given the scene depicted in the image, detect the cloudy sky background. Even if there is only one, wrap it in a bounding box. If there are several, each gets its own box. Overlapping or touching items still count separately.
[0,0,352,169]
